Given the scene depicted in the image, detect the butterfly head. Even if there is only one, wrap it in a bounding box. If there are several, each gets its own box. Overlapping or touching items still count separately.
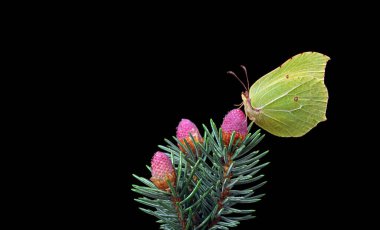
[228,66,256,121]
[242,90,249,99]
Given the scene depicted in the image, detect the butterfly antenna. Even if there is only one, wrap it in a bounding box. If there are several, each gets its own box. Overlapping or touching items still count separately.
[227,70,248,92]
[240,65,250,89]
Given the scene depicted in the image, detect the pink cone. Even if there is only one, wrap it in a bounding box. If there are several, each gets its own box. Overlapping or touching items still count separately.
[176,119,203,154]
[150,151,176,191]
[221,109,248,146]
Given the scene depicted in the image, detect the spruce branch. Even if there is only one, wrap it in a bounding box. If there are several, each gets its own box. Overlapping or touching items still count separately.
[132,109,269,229]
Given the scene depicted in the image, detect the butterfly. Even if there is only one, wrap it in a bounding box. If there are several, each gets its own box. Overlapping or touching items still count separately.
[229,52,330,137]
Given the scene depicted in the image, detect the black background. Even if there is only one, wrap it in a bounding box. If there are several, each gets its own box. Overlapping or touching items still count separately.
[58,9,370,229]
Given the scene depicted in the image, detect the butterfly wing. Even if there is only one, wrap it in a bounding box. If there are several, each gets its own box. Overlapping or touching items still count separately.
[249,52,330,137]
